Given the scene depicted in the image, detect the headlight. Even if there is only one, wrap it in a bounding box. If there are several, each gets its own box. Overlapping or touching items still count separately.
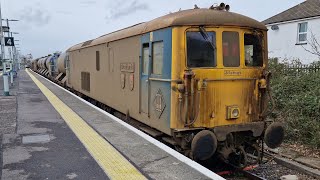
[232,109,239,117]
[226,106,240,120]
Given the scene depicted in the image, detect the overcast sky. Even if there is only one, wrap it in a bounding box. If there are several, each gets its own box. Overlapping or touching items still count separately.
[1,0,305,58]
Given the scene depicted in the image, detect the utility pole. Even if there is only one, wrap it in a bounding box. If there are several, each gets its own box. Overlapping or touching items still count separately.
[13,39,19,71]
[8,31,18,84]
[11,32,19,76]
[0,0,9,96]
[7,21,12,86]
[0,16,19,88]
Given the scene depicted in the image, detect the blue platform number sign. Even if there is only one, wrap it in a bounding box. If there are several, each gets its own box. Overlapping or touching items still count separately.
[4,37,14,46]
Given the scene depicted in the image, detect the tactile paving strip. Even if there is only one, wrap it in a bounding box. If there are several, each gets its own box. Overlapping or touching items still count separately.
[26,69,146,180]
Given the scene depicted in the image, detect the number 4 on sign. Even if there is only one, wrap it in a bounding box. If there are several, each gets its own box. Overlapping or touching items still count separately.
[7,38,12,45]
[4,37,14,46]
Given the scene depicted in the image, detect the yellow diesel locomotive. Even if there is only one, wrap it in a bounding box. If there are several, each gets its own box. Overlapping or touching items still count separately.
[33,4,284,166]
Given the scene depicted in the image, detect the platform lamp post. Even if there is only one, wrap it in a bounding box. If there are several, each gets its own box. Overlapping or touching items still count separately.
[6,31,18,85]
[5,24,19,86]
[9,32,18,80]
[13,39,19,72]
[15,48,21,69]
[1,19,19,85]
[11,42,19,79]
[0,0,10,96]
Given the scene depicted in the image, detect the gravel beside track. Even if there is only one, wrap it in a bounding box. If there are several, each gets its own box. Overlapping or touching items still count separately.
[223,158,318,179]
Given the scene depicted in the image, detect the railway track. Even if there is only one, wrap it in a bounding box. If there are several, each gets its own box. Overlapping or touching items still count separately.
[33,70,319,180]
[263,151,320,179]
[213,149,320,180]
[227,164,267,180]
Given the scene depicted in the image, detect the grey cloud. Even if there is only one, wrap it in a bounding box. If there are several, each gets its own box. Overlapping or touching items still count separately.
[105,0,149,21]
[80,1,97,6]
[18,7,51,26]
[56,10,72,15]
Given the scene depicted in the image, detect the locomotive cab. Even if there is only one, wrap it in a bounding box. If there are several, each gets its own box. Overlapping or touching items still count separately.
[171,24,284,163]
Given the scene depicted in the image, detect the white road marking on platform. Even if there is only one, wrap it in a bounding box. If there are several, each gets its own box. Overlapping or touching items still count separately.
[22,134,51,144]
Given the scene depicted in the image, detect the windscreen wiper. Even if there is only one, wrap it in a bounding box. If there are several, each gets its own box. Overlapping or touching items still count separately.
[199,26,216,50]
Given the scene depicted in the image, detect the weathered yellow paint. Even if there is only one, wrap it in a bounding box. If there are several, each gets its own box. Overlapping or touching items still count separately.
[26,69,146,180]
[171,26,266,129]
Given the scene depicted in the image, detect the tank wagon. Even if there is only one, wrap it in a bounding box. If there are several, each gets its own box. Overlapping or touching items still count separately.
[33,52,69,85]
[37,56,51,75]
[54,52,68,84]
[46,52,61,77]
[31,58,39,71]
[31,4,284,166]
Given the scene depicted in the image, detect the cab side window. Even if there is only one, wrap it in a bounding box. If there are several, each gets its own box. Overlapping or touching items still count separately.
[244,34,263,67]
[142,44,149,75]
[152,41,164,75]
[223,32,240,67]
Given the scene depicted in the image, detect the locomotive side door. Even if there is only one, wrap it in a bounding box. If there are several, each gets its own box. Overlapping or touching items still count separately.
[140,43,150,115]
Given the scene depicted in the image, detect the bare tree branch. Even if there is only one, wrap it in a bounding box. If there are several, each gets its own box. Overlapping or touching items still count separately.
[302,30,320,58]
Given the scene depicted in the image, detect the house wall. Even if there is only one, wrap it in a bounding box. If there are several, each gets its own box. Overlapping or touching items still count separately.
[266,18,320,64]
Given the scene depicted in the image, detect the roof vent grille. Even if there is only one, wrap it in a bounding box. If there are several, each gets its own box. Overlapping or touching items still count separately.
[82,40,94,47]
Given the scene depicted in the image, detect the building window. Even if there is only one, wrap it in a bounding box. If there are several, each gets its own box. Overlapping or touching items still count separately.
[96,51,100,71]
[152,41,163,75]
[223,31,240,67]
[297,22,308,44]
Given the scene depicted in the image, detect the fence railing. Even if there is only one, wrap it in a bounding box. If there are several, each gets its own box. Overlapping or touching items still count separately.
[283,64,320,75]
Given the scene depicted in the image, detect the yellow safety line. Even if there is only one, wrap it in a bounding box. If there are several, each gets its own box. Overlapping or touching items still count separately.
[26,69,146,180]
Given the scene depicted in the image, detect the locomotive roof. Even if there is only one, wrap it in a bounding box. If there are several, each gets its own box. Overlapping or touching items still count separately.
[68,8,266,51]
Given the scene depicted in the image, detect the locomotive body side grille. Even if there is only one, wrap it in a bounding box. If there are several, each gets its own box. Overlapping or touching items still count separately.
[81,72,90,92]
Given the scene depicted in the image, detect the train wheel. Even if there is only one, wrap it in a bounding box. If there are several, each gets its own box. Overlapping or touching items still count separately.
[191,130,217,161]
[229,146,247,168]
[264,122,285,149]
[245,144,261,165]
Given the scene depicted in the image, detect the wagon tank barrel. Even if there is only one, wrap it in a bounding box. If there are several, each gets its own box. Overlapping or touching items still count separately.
[57,52,67,74]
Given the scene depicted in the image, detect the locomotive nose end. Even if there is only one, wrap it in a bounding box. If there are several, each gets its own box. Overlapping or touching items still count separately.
[264,122,285,149]
[191,130,217,161]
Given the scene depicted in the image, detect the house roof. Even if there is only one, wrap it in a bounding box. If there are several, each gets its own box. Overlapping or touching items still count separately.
[263,0,320,25]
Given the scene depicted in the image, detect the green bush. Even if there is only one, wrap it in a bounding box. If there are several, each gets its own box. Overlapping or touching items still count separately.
[269,59,320,148]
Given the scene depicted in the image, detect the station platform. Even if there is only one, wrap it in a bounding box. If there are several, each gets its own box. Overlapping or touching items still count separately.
[0,69,223,180]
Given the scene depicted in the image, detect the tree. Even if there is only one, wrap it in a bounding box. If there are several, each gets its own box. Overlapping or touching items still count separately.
[302,31,320,59]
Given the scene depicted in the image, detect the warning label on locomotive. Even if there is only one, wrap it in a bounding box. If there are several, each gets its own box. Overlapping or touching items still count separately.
[120,62,135,73]
[224,70,241,76]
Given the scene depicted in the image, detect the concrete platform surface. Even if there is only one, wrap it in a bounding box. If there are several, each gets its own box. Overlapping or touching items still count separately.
[1,70,108,179]
[30,71,217,179]
[0,69,222,180]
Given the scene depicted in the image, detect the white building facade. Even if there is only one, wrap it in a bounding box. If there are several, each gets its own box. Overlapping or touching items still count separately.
[263,0,320,64]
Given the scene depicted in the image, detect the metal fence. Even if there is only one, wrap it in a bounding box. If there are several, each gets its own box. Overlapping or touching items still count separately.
[283,64,320,75]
